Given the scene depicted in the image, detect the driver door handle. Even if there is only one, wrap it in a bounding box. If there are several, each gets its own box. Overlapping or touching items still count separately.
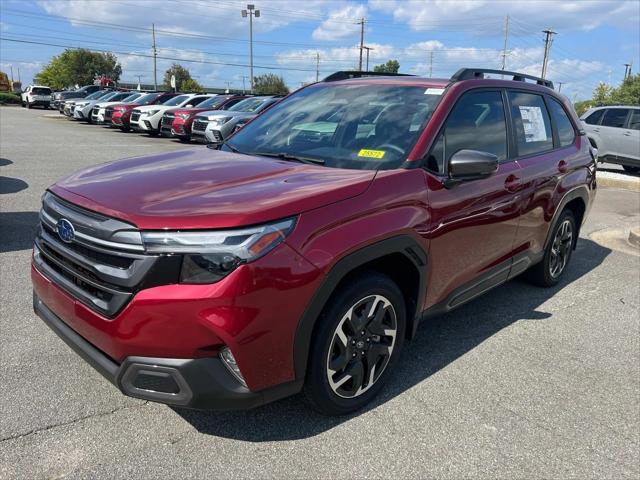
[504,174,521,193]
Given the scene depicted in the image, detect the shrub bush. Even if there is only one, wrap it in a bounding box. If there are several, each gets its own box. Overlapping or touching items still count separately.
[0,92,21,104]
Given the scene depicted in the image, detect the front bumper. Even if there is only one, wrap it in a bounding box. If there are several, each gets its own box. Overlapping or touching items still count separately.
[33,293,301,410]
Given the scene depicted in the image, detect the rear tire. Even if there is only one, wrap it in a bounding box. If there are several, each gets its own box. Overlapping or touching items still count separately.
[304,272,406,415]
[526,209,576,287]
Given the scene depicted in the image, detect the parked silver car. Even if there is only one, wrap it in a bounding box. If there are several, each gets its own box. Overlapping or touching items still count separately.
[580,106,640,173]
[191,96,282,144]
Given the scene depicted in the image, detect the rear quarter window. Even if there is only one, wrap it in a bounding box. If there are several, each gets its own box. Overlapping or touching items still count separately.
[547,98,576,147]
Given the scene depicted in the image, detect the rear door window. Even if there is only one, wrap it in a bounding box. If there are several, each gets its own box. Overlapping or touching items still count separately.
[628,110,640,131]
[601,108,630,128]
[426,90,507,173]
[547,98,576,147]
[508,91,553,156]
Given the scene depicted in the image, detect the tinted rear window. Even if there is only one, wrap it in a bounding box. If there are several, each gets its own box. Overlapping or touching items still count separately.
[547,98,576,147]
[32,87,51,95]
[601,108,629,128]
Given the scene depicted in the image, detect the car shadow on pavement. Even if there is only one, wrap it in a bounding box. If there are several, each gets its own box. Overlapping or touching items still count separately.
[173,238,611,441]
[0,211,40,253]
[0,176,29,195]
[0,158,13,167]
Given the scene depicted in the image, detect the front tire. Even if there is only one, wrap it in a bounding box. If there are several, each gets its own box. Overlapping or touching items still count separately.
[527,209,576,287]
[304,273,406,415]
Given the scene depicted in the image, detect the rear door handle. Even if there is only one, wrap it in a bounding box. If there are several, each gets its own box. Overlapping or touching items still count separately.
[504,174,521,193]
[623,132,632,136]
[592,128,600,133]
[558,160,568,173]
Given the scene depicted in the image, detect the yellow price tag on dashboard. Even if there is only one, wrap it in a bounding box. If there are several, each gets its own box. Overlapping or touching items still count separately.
[358,149,386,159]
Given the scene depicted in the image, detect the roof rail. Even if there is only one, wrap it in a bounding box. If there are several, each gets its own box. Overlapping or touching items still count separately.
[450,68,554,89]
[323,71,416,82]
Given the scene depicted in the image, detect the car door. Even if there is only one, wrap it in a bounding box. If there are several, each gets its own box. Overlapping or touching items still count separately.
[423,89,522,308]
[620,108,640,162]
[507,90,577,269]
[599,108,631,159]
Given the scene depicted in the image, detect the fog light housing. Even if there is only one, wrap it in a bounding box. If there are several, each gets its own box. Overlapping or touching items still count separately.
[219,347,247,387]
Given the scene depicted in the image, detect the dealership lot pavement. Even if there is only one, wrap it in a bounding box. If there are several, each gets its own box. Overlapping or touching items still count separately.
[1,106,639,479]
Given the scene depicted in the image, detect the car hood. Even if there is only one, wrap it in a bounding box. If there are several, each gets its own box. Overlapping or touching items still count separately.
[95,100,129,108]
[50,149,376,230]
[198,109,245,119]
[134,104,176,114]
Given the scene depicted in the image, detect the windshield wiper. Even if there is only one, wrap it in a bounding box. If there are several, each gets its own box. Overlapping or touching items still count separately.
[253,151,325,165]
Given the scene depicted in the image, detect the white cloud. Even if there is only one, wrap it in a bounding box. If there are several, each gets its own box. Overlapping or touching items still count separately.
[312,4,367,41]
[368,0,640,34]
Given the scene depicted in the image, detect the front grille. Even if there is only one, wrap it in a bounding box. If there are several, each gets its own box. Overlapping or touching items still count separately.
[34,192,168,317]
[192,119,208,132]
[131,111,141,122]
[104,107,114,121]
[162,114,174,127]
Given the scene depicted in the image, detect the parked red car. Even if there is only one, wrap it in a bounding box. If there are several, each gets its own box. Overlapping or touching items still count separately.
[32,69,596,415]
[108,92,180,131]
[160,94,248,141]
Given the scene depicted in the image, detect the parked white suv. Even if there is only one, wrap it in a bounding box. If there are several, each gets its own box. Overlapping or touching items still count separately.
[131,94,216,134]
[21,85,52,109]
[581,106,640,173]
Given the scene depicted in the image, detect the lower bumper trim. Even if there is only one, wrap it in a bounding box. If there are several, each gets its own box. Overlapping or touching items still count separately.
[33,292,303,410]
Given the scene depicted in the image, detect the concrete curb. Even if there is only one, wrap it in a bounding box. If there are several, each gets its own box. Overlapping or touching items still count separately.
[629,227,640,248]
[598,174,640,193]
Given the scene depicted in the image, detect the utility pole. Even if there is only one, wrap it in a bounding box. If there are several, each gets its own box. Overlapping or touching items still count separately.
[315,52,320,81]
[17,67,20,83]
[357,17,366,71]
[363,46,373,71]
[224,80,232,92]
[10,66,13,82]
[241,4,260,93]
[152,23,157,90]
[241,75,248,94]
[135,75,143,90]
[557,81,564,92]
[429,51,434,78]
[623,63,631,79]
[501,15,510,70]
[541,28,556,80]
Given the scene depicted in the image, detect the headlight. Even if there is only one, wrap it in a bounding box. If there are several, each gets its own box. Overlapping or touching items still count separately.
[141,217,296,284]
[177,113,192,120]
[147,109,160,116]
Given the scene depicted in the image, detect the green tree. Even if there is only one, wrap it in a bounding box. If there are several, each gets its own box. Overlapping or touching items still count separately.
[35,49,121,90]
[252,73,289,95]
[181,78,204,93]
[609,74,640,105]
[373,60,400,73]
[592,81,613,105]
[163,63,195,91]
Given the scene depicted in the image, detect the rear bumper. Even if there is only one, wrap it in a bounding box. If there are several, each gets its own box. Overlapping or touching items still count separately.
[33,292,302,410]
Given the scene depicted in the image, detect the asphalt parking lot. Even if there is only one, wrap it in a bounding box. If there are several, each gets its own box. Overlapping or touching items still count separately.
[1,105,639,479]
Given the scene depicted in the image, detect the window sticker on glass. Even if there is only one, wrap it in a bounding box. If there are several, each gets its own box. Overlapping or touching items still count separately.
[424,88,445,95]
[519,105,548,142]
[358,149,386,159]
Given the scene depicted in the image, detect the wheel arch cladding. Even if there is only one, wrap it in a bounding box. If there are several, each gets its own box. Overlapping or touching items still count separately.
[546,186,588,251]
[293,235,427,380]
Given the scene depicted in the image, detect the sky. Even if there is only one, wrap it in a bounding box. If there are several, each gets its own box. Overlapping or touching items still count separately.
[1,0,639,101]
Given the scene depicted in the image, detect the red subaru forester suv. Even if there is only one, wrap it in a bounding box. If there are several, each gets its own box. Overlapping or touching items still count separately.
[32,69,596,415]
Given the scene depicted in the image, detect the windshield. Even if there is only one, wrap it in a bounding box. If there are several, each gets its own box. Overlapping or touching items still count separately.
[228,97,268,112]
[195,96,223,108]
[85,90,107,100]
[132,93,160,105]
[99,91,120,101]
[121,93,142,102]
[162,94,190,106]
[225,83,442,170]
[32,87,51,95]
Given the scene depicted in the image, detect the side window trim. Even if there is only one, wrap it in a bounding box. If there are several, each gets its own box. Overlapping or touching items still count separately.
[422,87,511,174]
[542,94,561,149]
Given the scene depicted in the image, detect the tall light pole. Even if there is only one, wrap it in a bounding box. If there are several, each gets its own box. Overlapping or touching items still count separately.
[363,46,373,71]
[357,17,366,71]
[241,4,260,93]
[541,28,556,80]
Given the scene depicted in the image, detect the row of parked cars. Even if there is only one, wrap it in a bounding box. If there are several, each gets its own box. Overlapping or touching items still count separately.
[23,83,281,145]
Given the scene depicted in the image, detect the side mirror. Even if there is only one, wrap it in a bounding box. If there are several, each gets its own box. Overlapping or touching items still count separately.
[444,149,499,188]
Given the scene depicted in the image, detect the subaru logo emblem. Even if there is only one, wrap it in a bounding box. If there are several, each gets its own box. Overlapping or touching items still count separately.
[56,218,75,243]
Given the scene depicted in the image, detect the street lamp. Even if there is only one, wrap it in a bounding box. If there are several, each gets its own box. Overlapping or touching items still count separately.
[241,4,260,93]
